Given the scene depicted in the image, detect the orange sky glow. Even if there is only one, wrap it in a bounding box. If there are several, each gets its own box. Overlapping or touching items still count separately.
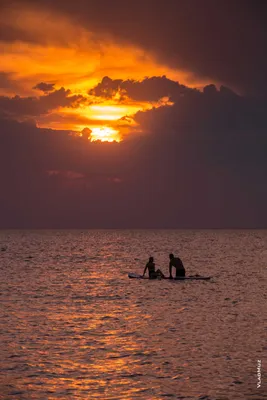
[0,6,210,142]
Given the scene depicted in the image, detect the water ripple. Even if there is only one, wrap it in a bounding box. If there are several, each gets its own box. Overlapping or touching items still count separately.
[0,229,266,399]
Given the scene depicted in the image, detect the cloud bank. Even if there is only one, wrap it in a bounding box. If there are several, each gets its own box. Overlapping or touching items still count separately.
[0,1,266,227]
[0,77,266,228]
[0,87,87,120]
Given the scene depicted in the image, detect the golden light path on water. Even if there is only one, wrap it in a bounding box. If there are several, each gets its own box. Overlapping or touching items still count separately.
[0,230,266,398]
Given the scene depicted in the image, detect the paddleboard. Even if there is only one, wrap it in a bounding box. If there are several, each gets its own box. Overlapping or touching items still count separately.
[128,272,211,280]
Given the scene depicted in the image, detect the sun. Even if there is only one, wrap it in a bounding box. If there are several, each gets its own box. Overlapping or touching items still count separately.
[90,127,120,142]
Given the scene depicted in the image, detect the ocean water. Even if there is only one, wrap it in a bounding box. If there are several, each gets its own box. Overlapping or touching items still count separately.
[0,230,266,400]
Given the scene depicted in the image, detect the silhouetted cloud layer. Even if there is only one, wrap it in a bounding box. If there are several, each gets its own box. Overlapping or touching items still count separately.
[0,88,87,120]
[33,82,56,93]
[90,76,192,102]
[0,77,266,228]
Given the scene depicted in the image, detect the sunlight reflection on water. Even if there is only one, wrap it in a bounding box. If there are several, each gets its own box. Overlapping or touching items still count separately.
[0,230,266,399]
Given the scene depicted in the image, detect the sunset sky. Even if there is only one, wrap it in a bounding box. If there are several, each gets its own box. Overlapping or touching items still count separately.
[0,0,266,228]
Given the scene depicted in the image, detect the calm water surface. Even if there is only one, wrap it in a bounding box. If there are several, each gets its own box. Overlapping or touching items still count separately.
[0,230,266,400]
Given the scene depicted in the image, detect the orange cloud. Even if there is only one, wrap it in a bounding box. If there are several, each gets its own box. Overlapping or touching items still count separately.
[0,4,210,141]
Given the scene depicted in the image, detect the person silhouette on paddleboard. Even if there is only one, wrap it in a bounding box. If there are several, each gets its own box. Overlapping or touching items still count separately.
[169,253,186,278]
[143,257,165,279]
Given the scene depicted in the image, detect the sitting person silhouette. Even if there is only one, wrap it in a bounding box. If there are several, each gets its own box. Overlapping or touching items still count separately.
[143,257,165,279]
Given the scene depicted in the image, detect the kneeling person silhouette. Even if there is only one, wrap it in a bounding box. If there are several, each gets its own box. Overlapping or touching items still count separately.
[169,253,186,278]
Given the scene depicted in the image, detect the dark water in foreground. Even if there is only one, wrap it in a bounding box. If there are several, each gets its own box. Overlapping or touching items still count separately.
[0,230,266,400]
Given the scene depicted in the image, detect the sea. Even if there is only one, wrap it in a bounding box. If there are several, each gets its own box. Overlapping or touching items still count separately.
[0,230,266,400]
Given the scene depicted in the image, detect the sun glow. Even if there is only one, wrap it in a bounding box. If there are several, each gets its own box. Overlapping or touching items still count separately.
[76,104,144,121]
[90,127,120,142]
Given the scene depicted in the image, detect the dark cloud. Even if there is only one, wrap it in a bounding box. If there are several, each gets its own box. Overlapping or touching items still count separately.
[0,77,266,228]
[134,83,267,164]
[0,72,20,93]
[0,20,36,44]
[0,87,87,120]
[33,82,56,93]
[2,0,267,95]
[90,76,192,102]
[0,72,14,89]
